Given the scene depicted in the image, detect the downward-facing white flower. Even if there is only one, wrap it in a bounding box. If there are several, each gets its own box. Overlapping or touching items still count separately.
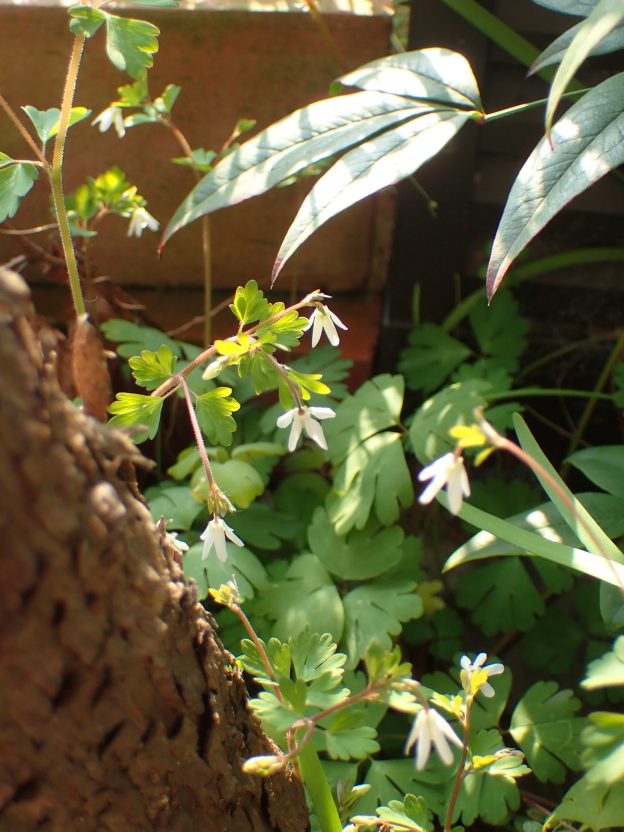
[418,452,470,515]
[200,517,244,563]
[127,206,159,238]
[460,653,504,698]
[92,105,126,139]
[405,707,463,771]
[276,405,335,451]
[305,304,348,347]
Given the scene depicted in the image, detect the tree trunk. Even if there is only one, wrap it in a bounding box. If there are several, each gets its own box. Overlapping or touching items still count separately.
[0,269,309,832]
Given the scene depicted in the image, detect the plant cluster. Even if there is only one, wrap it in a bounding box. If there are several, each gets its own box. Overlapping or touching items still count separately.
[1,0,624,830]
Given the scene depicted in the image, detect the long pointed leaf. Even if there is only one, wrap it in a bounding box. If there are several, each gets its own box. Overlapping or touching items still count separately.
[532,18,624,73]
[271,110,470,283]
[443,499,624,588]
[513,413,624,564]
[486,72,624,298]
[545,0,624,131]
[162,92,430,243]
[339,47,482,112]
[532,0,597,16]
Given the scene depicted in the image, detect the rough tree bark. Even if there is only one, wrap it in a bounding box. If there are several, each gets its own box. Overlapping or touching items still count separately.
[0,269,310,832]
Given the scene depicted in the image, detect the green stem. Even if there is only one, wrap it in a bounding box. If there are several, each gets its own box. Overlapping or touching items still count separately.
[444,696,472,832]
[297,743,343,832]
[482,89,588,124]
[562,329,624,472]
[50,33,87,318]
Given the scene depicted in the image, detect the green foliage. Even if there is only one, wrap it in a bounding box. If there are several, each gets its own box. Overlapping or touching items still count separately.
[549,776,624,830]
[22,105,91,146]
[145,483,202,531]
[398,325,471,394]
[581,711,624,784]
[0,155,38,223]
[184,541,267,603]
[567,445,624,498]
[230,279,272,326]
[583,637,624,690]
[128,346,177,390]
[510,682,584,782]
[352,794,434,832]
[107,392,163,441]
[195,387,240,447]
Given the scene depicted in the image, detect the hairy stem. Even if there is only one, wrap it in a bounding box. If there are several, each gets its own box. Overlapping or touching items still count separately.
[50,34,87,318]
[178,374,216,489]
[444,696,472,832]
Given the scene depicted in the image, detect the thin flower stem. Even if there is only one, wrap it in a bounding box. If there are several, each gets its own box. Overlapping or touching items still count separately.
[297,742,343,832]
[290,683,383,733]
[50,33,87,318]
[177,374,216,489]
[229,603,285,705]
[150,293,314,399]
[261,351,303,410]
[444,695,472,832]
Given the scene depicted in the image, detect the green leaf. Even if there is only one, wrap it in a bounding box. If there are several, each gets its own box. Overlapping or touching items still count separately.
[582,711,624,784]
[456,558,545,635]
[144,483,203,531]
[510,682,584,783]
[532,17,624,74]
[105,15,160,79]
[195,387,240,447]
[0,155,38,223]
[68,6,106,37]
[409,379,490,463]
[370,794,434,832]
[325,374,405,463]
[468,292,528,372]
[271,109,469,284]
[456,730,528,826]
[422,666,511,734]
[163,90,433,243]
[549,775,624,829]
[128,345,176,390]
[22,105,91,147]
[230,279,272,326]
[308,508,404,580]
[171,147,217,172]
[358,758,449,820]
[339,47,482,112]
[445,497,624,588]
[567,445,624,498]
[522,606,583,674]
[108,392,163,441]
[205,458,264,508]
[183,541,267,603]
[398,324,471,394]
[290,630,346,684]
[583,636,624,689]
[101,319,180,359]
[342,579,422,667]
[316,709,379,761]
[256,554,345,643]
[533,0,596,14]
[545,0,624,132]
[487,73,624,298]
[225,502,298,549]
[513,414,624,565]
[327,431,414,534]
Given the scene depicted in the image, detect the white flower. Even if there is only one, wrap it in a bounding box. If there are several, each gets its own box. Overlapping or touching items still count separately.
[200,517,244,563]
[276,405,335,452]
[127,206,159,238]
[418,452,470,515]
[92,106,126,139]
[304,304,348,347]
[405,707,463,771]
[165,531,189,554]
[460,653,504,698]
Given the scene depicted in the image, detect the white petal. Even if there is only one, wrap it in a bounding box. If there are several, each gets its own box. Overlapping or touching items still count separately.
[480,682,495,698]
[276,409,296,428]
[323,316,340,346]
[308,407,336,420]
[460,655,471,670]
[484,662,504,677]
[200,526,214,561]
[474,653,487,668]
[415,713,432,771]
[311,313,324,347]
[446,470,466,515]
[431,727,454,765]
[329,309,348,331]
[418,475,446,506]
[418,453,454,483]
[435,712,463,749]
[303,310,315,332]
[304,417,328,450]
[213,528,228,563]
[224,522,244,548]
[288,418,304,452]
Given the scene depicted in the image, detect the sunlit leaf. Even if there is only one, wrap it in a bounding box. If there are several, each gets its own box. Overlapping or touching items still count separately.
[105,15,160,79]
[271,110,469,284]
[532,17,624,74]
[107,392,163,441]
[68,6,106,37]
[548,775,624,829]
[195,387,240,447]
[583,637,624,689]
[0,155,38,223]
[128,345,176,390]
[532,0,597,14]
[486,73,624,298]
[545,0,624,131]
